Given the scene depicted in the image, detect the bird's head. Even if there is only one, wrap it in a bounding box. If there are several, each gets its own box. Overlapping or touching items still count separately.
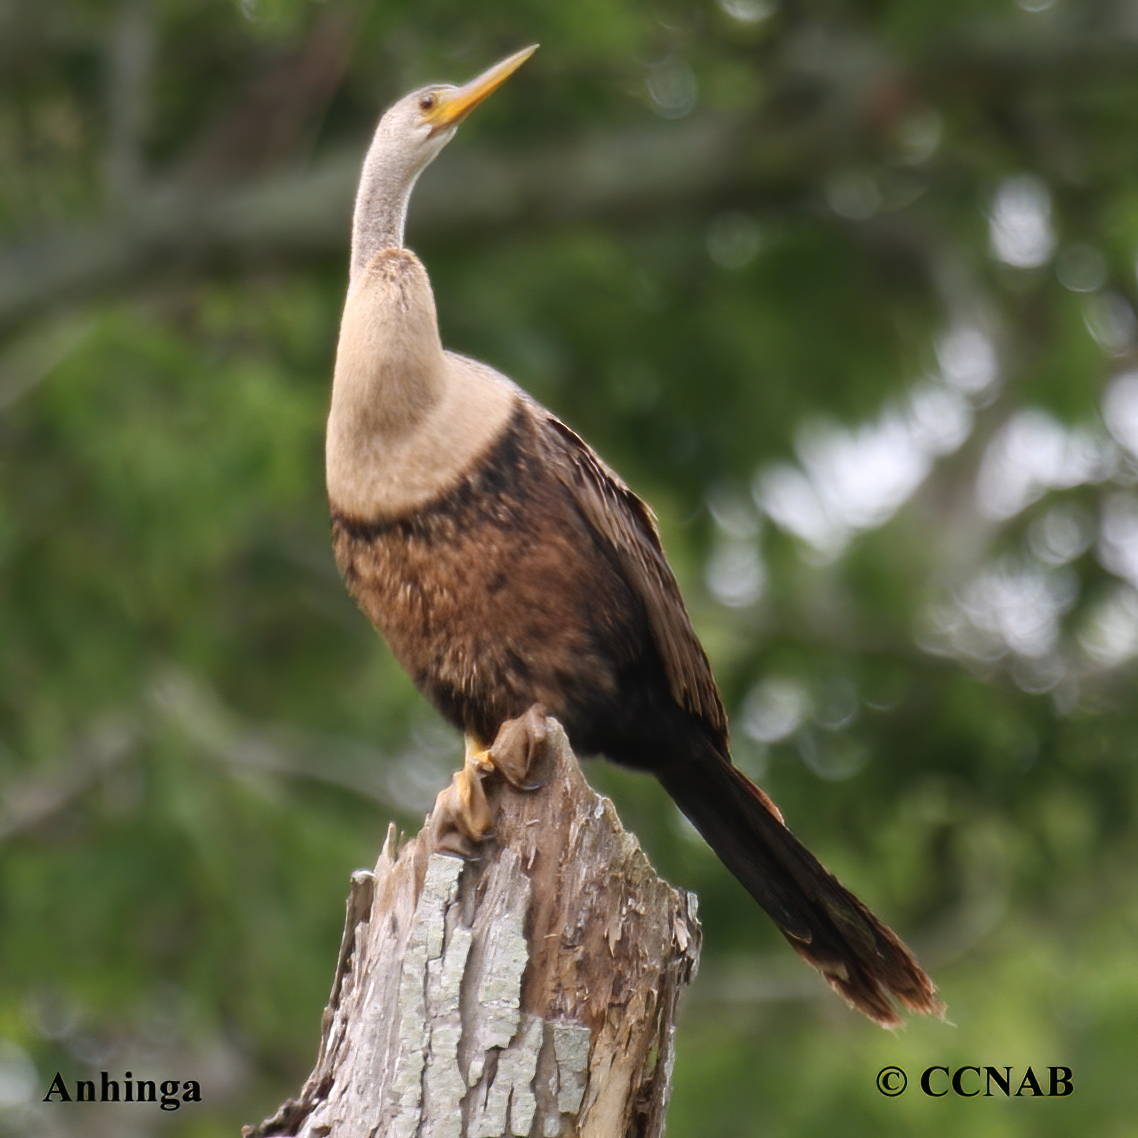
[374,45,539,178]
[352,45,537,269]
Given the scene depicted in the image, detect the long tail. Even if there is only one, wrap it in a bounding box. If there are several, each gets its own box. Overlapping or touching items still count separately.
[659,740,943,1027]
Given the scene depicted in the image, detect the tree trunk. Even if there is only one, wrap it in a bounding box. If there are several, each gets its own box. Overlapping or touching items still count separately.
[244,714,702,1138]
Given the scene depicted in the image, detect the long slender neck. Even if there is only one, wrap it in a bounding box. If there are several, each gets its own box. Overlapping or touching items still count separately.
[348,93,460,285]
[349,150,420,282]
[332,249,447,439]
[326,247,519,521]
[331,111,523,522]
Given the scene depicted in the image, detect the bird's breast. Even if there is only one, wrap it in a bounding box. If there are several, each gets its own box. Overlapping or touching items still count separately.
[326,351,519,523]
[330,407,644,745]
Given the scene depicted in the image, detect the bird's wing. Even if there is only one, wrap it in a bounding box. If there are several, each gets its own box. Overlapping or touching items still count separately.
[538,411,729,740]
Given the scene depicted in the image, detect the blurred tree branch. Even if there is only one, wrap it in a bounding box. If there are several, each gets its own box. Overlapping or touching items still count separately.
[102,0,156,205]
[5,17,1138,329]
[0,116,736,327]
[0,717,139,843]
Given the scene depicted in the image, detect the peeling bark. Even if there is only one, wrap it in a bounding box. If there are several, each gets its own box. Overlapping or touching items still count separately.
[244,719,696,1138]
[244,716,701,1138]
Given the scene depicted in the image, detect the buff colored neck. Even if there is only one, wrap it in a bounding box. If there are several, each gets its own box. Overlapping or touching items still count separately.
[326,249,518,522]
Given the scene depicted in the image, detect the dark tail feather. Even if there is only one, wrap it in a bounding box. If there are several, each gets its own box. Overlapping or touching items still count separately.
[659,741,943,1028]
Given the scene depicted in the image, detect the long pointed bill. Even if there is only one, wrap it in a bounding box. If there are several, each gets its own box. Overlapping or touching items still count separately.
[425,45,539,133]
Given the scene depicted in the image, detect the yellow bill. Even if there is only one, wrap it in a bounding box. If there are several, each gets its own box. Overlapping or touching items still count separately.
[424,45,539,131]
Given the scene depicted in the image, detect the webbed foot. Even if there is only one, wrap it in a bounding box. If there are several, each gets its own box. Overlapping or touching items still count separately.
[428,706,549,857]
[488,704,548,790]
[429,756,494,858]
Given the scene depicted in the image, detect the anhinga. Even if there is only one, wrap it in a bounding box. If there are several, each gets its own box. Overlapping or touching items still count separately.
[326,46,941,1027]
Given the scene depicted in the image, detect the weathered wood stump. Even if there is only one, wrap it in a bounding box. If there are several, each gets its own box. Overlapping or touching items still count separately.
[245,715,702,1138]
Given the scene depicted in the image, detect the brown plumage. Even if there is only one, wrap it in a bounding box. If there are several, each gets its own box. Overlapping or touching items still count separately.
[326,49,943,1027]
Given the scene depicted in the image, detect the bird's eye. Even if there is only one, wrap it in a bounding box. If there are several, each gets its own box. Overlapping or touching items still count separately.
[419,92,437,112]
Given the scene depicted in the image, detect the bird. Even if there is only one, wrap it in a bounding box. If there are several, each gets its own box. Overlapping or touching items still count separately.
[325,45,942,1028]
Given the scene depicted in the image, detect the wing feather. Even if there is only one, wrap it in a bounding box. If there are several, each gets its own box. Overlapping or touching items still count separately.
[536,411,728,741]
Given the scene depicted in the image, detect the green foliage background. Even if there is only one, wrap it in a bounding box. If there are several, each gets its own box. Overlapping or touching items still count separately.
[2,0,1137,1134]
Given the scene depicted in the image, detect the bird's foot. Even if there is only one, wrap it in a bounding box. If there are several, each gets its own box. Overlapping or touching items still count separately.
[428,706,549,857]
[487,704,548,790]
[429,759,494,858]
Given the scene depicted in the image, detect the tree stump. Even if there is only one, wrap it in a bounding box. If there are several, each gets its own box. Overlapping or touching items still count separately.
[244,714,702,1138]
